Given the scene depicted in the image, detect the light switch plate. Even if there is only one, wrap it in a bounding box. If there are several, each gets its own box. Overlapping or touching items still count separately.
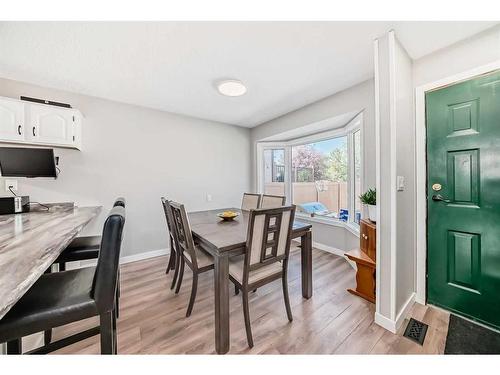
[206,194,212,202]
[397,176,405,191]
[5,179,18,192]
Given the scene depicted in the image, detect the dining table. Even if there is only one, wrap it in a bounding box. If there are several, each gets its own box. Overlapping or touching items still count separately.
[188,207,313,354]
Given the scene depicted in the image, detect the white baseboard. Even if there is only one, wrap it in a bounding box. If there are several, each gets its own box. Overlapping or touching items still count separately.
[375,292,416,333]
[395,292,416,331]
[312,241,356,270]
[77,248,170,269]
[375,312,397,333]
[120,248,169,264]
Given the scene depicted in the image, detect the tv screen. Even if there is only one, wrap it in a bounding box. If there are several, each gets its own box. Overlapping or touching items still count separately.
[0,147,57,178]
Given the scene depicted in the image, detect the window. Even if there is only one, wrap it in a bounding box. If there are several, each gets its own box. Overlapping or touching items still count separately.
[291,136,348,219]
[263,148,285,196]
[353,129,361,224]
[258,114,362,227]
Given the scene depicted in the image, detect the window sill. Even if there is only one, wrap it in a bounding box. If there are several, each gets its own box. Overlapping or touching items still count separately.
[295,213,360,237]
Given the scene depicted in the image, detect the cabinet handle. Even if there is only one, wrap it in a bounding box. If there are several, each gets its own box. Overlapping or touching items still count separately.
[32,126,36,137]
[18,125,22,135]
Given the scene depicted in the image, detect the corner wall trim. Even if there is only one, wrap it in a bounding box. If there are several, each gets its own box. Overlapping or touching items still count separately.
[395,292,416,331]
[375,312,397,333]
[374,292,416,333]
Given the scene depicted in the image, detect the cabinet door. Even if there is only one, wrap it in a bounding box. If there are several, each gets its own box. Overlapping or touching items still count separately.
[29,104,75,146]
[360,220,376,261]
[0,97,25,141]
[360,221,369,253]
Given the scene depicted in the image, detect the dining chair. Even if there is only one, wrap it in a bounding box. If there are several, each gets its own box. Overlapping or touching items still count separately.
[161,197,180,289]
[0,203,126,354]
[260,194,286,208]
[241,193,261,211]
[53,198,126,271]
[229,205,296,348]
[167,201,214,317]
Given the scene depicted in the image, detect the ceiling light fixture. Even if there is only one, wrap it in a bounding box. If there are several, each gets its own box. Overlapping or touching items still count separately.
[216,79,247,97]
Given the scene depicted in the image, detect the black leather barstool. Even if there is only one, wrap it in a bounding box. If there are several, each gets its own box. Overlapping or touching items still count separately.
[43,197,126,345]
[0,203,126,354]
[54,197,126,271]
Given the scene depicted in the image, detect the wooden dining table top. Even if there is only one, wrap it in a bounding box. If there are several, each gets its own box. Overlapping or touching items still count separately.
[188,208,312,254]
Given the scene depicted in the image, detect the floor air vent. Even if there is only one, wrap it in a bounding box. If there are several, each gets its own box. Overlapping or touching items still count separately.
[403,318,428,345]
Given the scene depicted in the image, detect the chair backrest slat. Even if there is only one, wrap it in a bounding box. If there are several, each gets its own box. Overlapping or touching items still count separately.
[244,206,295,278]
[241,193,261,211]
[168,201,198,269]
[92,199,126,313]
[260,194,286,209]
[161,197,175,243]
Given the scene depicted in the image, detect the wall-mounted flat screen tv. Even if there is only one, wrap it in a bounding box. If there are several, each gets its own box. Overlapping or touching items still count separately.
[0,147,57,178]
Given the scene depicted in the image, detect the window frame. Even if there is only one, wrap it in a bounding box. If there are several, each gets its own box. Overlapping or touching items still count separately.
[256,113,363,232]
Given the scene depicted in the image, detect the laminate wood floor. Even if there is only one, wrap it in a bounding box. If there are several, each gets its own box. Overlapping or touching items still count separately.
[51,247,449,354]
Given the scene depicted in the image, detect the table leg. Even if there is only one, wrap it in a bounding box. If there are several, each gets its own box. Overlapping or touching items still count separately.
[214,254,230,354]
[301,230,313,299]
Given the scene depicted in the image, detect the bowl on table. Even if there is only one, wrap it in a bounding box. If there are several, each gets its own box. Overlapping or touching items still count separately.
[217,211,240,221]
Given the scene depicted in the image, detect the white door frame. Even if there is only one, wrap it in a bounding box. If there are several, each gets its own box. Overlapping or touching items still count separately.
[415,60,500,304]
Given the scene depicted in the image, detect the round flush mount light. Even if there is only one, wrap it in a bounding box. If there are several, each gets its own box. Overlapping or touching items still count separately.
[216,79,247,97]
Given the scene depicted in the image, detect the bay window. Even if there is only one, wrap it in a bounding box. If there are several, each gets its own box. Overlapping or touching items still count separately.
[257,114,362,228]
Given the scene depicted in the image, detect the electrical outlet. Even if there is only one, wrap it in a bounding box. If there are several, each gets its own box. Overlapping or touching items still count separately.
[5,179,18,193]
[206,194,213,202]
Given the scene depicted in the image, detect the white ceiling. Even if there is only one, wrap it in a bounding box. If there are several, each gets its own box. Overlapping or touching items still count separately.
[0,21,496,127]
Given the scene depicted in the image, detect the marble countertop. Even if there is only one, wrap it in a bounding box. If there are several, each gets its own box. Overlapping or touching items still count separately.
[0,203,101,320]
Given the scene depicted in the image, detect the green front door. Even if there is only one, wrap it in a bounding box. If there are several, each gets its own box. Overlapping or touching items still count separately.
[426,70,500,329]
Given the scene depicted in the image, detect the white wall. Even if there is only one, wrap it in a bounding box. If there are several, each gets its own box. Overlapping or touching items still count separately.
[414,25,500,87]
[250,79,375,252]
[0,78,251,258]
[374,31,416,332]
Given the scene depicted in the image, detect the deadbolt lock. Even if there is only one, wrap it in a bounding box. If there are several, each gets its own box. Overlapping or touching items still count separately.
[432,183,442,191]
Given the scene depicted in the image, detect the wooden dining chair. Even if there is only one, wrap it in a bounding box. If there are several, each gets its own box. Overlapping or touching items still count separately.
[241,193,261,211]
[161,197,180,290]
[260,194,286,208]
[167,201,214,317]
[229,205,296,348]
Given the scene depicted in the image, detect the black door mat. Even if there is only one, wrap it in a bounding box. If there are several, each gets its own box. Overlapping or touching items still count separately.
[445,314,500,354]
[403,318,428,345]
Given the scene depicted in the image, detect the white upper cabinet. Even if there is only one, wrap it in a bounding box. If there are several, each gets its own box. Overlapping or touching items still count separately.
[0,97,25,142]
[27,104,79,146]
[0,96,82,150]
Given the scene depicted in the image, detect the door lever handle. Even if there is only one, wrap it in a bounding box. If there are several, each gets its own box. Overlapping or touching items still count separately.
[432,194,451,203]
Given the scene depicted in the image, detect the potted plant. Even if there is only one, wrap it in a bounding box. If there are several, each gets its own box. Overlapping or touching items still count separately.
[359,188,376,222]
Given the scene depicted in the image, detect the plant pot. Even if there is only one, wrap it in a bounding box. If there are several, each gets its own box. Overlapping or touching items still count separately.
[367,204,377,222]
